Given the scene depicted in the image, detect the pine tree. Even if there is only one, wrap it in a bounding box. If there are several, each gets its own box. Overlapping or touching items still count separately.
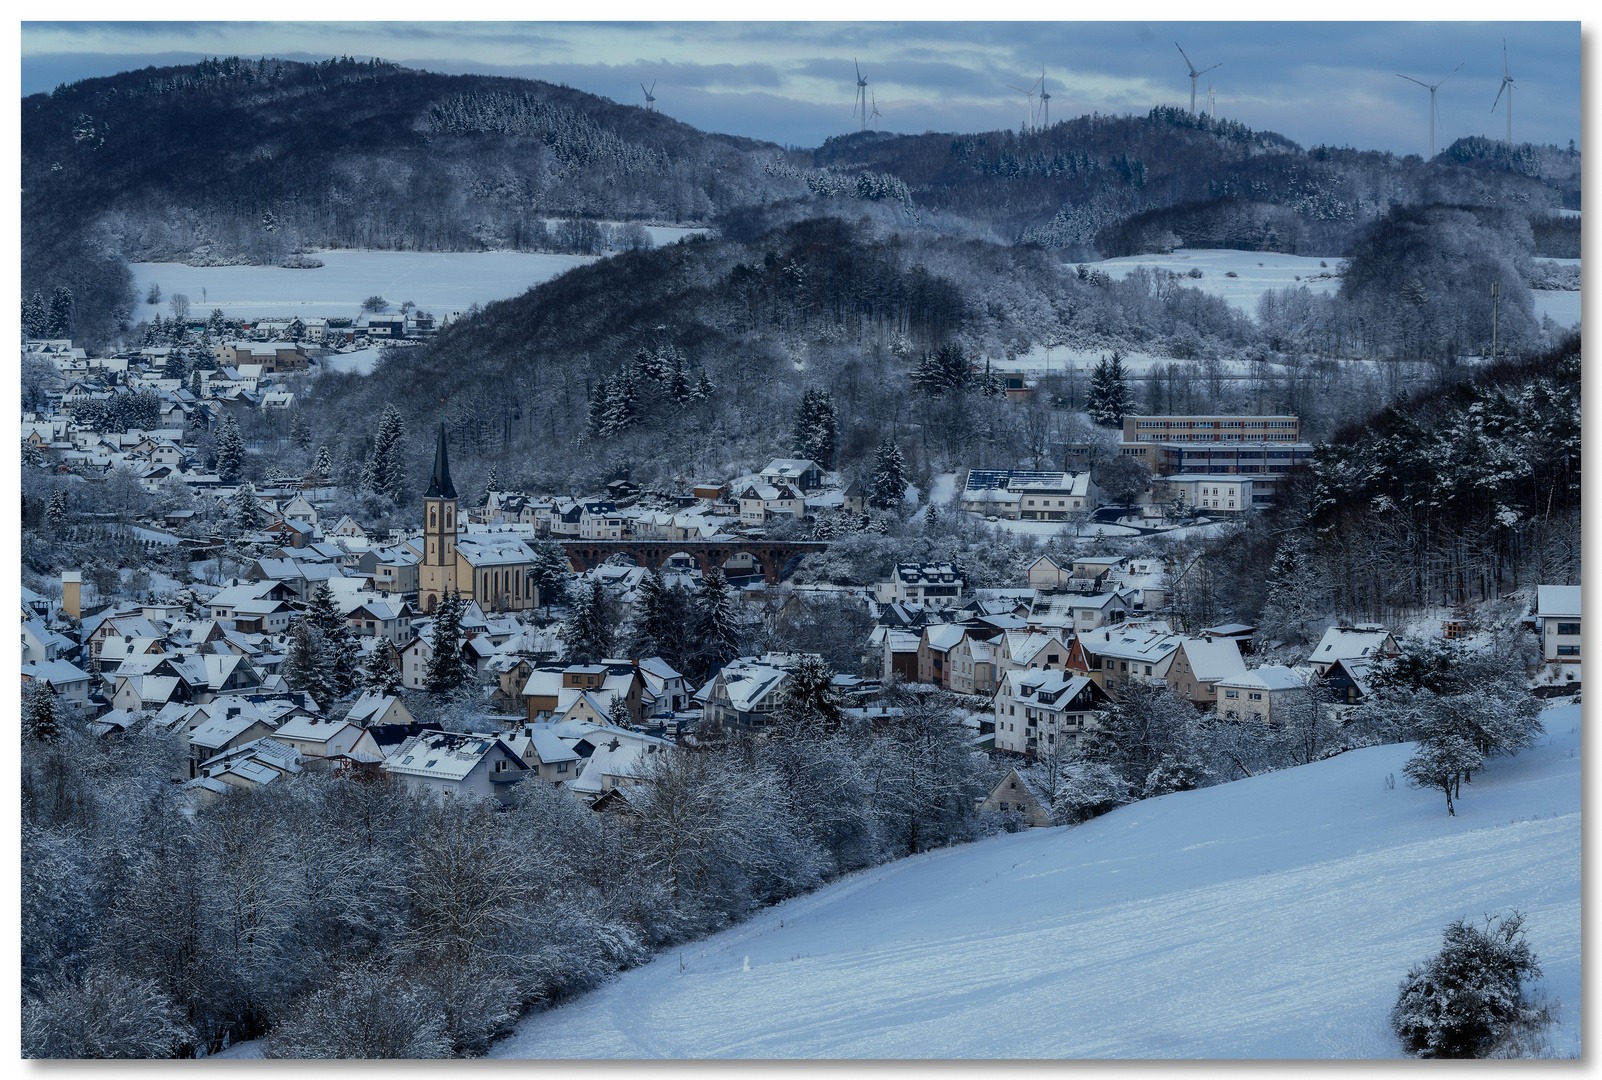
[309,445,334,482]
[1086,351,1133,427]
[230,482,263,530]
[528,540,572,611]
[305,582,360,698]
[606,694,633,727]
[214,415,245,483]
[283,621,336,706]
[632,568,690,670]
[289,412,312,451]
[771,654,846,734]
[47,286,74,337]
[23,681,63,744]
[868,437,907,511]
[361,404,407,503]
[694,567,741,675]
[361,644,404,697]
[22,293,49,339]
[791,388,840,469]
[484,466,500,503]
[163,350,189,384]
[600,371,638,435]
[666,357,693,409]
[45,488,69,533]
[1256,537,1323,646]
[692,370,714,401]
[424,589,472,693]
[583,378,609,440]
[190,371,204,400]
[562,578,614,664]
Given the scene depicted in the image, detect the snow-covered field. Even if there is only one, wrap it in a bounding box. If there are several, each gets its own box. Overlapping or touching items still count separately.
[129,250,596,320]
[1093,249,1345,315]
[493,704,1580,1059]
[1533,290,1582,328]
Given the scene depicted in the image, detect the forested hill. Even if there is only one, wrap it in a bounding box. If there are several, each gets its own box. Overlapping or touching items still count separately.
[787,110,1578,258]
[23,56,793,262]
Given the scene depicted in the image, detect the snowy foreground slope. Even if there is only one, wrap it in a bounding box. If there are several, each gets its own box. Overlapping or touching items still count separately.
[494,705,1580,1059]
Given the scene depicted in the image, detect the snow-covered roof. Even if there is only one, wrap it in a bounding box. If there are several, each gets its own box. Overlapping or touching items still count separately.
[273,716,359,744]
[1537,585,1581,619]
[1310,626,1395,665]
[384,731,523,783]
[1178,639,1247,683]
[188,710,274,750]
[1217,665,1306,692]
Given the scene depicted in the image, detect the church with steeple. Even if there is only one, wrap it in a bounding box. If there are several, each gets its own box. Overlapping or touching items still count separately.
[418,423,539,614]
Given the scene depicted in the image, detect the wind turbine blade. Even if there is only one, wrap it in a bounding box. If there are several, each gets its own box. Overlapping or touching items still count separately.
[1491,82,1505,111]
[650,80,656,93]
[1503,40,1508,78]
[1175,42,1195,71]
[1436,62,1463,87]
[1201,63,1222,74]
[1396,74,1430,88]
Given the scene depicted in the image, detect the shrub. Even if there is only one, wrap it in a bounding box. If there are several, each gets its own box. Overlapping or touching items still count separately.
[1392,912,1548,1058]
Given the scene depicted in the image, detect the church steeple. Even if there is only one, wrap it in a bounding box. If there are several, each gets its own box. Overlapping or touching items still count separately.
[424,421,457,500]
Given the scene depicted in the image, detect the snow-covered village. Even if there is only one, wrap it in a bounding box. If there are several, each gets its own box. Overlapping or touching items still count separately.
[17,21,1583,1062]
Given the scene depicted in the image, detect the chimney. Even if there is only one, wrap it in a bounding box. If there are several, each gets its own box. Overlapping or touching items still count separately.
[61,570,82,620]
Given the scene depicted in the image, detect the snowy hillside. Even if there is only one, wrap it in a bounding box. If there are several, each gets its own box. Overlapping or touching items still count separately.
[493,704,1580,1059]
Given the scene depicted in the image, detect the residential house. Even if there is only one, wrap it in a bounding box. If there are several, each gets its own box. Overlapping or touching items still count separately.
[1216,666,1308,724]
[700,657,789,729]
[759,458,823,491]
[578,502,625,540]
[382,731,529,803]
[21,659,95,714]
[981,768,1052,827]
[992,670,1114,757]
[270,716,382,760]
[1166,638,1248,708]
[1308,625,1400,676]
[185,709,280,779]
[1067,622,1181,699]
[874,563,964,609]
[344,691,414,729]
[1534,585,1581,665]
[737,483,804,528]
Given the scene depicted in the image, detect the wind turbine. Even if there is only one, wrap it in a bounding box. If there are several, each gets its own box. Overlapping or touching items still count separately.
[1396,63,1461,159]
[1207,79,1216,120]
[1491,40,1516,148]
[1038,64,1051,129]
[1006,72,1042,132]
[870,92,882,134]
[640,80,657,112]
[853,59,869,131]
[1175,42,1221,115]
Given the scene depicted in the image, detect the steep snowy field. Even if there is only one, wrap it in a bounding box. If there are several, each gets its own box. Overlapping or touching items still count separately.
[129,250,596,320]
[493,704,1580,1059]
[1094,249,1344,314]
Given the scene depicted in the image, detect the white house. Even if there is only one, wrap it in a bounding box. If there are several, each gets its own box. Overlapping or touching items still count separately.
[1534,585,1581,665]
[1307,625,1400,676]
[992,670,1113,756]
[1216,665,1308,724]
[270,716,381,760]
[382,730,529,803]
[873,562,964,609]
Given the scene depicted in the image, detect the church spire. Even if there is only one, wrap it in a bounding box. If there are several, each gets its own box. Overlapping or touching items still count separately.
[424,421,457,500]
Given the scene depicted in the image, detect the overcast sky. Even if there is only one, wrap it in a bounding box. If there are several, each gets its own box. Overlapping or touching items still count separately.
[20,22,1581,154]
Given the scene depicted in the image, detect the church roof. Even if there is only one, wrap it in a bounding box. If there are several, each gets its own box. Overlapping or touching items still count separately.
[424,421,457,500]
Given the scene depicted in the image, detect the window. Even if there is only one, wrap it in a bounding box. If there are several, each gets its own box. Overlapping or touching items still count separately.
[1249,692,1262,701]
[1225,689,1239,698]
[558,761,569,772]
[1557,622,1581,635]
[1557,645,1580,656]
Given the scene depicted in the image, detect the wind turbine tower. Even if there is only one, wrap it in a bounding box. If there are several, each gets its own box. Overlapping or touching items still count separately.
[1491,40,1516,148]
[1006,73,1042,132]
[1038,65,1051,129]
[640,80,657,112]
[853,60,870,131]
[1207,79,1216,120]
[1396,63,1461,159]
[1175,42,1221,115]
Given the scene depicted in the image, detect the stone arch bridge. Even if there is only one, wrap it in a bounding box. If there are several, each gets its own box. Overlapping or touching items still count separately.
[560,540,829,584]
